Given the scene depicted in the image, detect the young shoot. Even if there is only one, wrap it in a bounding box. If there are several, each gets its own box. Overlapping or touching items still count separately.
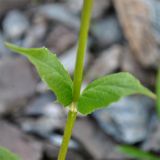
[5,0,156,159]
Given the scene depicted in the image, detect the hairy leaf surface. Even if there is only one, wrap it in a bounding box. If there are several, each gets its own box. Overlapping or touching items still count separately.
[6,43,73,106]
[78,72,156,114]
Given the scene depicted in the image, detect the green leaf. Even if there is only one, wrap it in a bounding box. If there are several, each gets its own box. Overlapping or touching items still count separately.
[78,72,156,115]
[0,146,21,160]
[118,145,160,160]
[5,43,73,106]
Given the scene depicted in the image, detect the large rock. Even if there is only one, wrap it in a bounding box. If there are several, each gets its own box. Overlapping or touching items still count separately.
[114,0,159,67]
[0,120,42,160]
[0,58,37,115]
[93,96,154,144]
[73,118,127,160]
[142,116,160,152]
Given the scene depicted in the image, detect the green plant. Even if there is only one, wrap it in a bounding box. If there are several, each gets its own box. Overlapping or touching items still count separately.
[118,145,160,160]
[4,0,156,159]
[0,146,21,160]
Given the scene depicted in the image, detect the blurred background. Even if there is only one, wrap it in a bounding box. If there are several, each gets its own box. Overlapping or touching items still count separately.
[0,0,160,159]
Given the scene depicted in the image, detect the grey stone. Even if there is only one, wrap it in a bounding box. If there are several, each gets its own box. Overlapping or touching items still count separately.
[93,96,154,144]
[21,102,66,137]
[0,58,37,115]
[46,25,77,54]
[0,120,42,160]
[86,45,122,81]
[37,4,80,30]
[23,16,47,48]
[24,94,55,117]
[91,15,123,47]
[3,10,29,39]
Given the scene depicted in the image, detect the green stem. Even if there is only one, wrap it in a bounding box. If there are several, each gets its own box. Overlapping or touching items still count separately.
[58,104,77,160]
[58,0,93,159]
[73,0,93,102]
[156,67,160,118]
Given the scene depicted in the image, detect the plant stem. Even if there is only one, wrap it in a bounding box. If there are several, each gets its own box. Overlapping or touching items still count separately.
[58,103,77,160]
[73,0,93,102]
[156,67,160,118]
[58,0,93,159]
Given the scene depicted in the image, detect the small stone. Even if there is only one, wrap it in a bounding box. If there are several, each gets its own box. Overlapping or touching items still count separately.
[93,96,154,144]
[23,16,47,48]
[46,25,77,54]
[86,45,122,81]
[21,116,65,138]
[91,15,123,47]
[24,93,56,117]
[3,10,29,39]
[0,120,42,160]
[21,102,66,137]
[37,4,80,30]
[0,58,37,115]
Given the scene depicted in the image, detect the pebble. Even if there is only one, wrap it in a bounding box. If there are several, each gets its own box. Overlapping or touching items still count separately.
[21,101,66,137]
[37,4,80,30]
[86,45,122,81]
[3,10,29,39]
[91,15,123,47]
[45,25,77,54]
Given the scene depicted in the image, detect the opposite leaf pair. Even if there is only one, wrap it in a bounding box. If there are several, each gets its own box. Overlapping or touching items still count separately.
[6,43,156,115]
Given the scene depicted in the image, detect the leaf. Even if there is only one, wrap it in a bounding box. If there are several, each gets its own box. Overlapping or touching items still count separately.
[118,145,160,160]
[0,146,21,160]
[5,43,73,106]
[78,72,156,114]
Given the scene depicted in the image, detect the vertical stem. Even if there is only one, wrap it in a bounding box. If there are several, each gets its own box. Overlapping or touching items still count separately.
[73,0,93,102]
[58,105,77,160]
[58,0,93,160]
[156,67,160,118]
